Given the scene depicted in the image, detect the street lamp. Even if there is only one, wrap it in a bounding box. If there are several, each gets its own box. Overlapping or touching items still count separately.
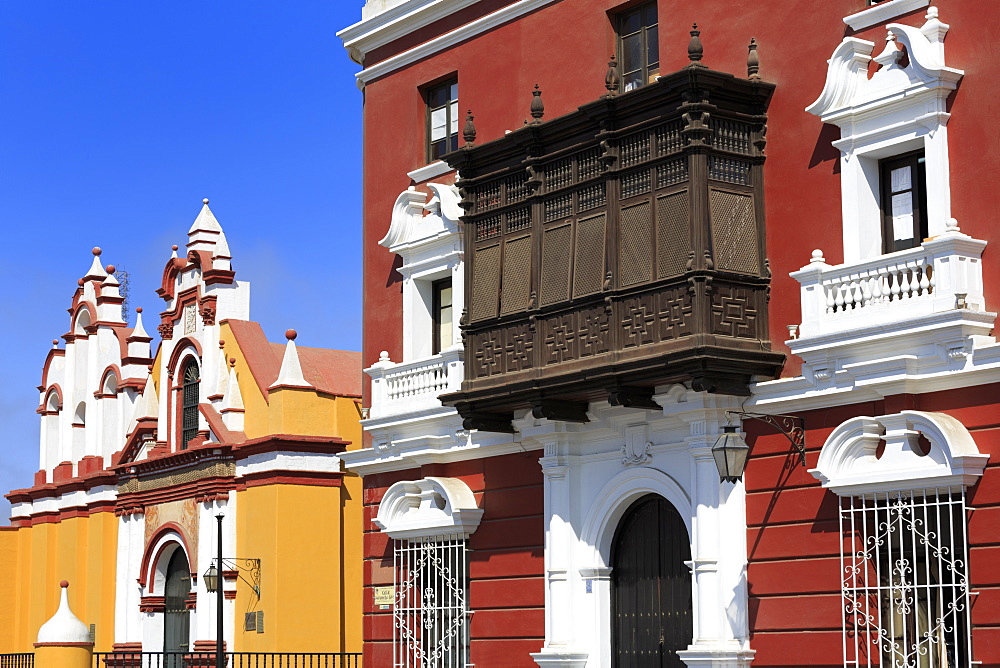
[712,411,806,482]
[202,563,219,593]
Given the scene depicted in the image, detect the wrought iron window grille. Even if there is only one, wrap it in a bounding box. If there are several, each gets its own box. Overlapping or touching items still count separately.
[839,488,973,667]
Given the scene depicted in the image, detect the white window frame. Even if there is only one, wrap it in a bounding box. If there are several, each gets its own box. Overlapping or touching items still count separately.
[806,8,962,264]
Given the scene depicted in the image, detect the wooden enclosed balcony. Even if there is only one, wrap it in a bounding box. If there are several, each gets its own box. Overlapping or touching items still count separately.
[441,49,785,432]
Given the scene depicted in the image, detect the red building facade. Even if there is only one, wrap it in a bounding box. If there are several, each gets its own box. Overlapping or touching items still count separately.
[340,1,1000,666]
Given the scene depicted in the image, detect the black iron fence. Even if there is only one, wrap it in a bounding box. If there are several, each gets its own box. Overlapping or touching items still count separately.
[92,654,361,668]
[0,654,33,668]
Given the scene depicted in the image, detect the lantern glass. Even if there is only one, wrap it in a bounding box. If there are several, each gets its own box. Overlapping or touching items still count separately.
[712,425,750,483]
[203,563,219,593]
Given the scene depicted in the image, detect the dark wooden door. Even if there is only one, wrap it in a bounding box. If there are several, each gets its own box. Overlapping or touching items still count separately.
[163,549,191,662]
[612,495,692,667]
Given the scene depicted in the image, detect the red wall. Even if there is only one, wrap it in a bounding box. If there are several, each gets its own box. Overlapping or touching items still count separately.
[745,388,1000,666]
[358,0,1000,660]
[361,452,545,666]
[361,0,1000,383]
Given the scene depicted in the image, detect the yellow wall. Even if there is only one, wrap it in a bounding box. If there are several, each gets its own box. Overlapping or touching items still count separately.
[0,512,117,653]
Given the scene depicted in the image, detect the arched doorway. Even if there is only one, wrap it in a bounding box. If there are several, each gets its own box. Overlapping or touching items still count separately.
[163,549,191,659]
[611,494,692,667]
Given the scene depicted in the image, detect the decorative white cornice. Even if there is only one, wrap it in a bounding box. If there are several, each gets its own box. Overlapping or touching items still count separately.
[343,0,560,86]
[374,476,483,540]
[339,0,480,62]
[810,410,988,496]
[844,0,930,31]
[380,183,462,254]
[407,160,454,183]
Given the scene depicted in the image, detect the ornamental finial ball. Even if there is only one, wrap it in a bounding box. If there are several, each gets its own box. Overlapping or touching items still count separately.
[92,247,101,256]
[60,580,69,588]
[219,339,225,348]
[52,339,59,346]
[203,198,209,205]
[106,265,115,273]
[285,329,297,341]
[172,245,179,251]
[136,307,143,314]
[229,357,237,366]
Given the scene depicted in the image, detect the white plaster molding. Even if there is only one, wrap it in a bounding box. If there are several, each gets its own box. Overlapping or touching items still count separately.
[807,7,963,264]
[407,160,453,183]
[345,0,560,85]
[579,467,693,570]
[530,651,589,668]
[234,451,342,477]
[810,410,988,496]
[380,183,462,254]
[374,476,484,540]
[676,647,756,668]
[339,0,480,60]
[844,0,930,31]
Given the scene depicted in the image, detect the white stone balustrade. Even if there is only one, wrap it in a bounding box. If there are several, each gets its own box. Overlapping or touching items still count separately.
[365,347,464,420]
[791,227,987,339]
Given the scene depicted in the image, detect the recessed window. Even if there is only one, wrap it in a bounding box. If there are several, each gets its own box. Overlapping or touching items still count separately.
[617,2,659,92]
[432,278,453,355]
[181,359,200,449]
[880,150,928,253]
[426,79,459,163]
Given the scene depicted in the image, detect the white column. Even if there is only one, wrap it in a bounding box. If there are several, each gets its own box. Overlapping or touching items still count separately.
[531,436,588,668]
[677,411,755,668]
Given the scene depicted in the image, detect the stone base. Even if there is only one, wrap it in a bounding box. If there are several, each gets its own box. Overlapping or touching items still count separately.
[677,646,755,668]
[530,649,589,668]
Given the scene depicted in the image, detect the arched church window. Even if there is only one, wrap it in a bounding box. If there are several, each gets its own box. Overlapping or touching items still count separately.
[611,494,692,667]
[181,359,200,449]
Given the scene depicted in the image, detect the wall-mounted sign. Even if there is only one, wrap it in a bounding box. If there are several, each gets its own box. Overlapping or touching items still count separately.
[373,585,394,609]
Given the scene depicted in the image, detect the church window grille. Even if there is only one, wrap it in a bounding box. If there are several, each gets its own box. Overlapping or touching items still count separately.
[181,359,200,450]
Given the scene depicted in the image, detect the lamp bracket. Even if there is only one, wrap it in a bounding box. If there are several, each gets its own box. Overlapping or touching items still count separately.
[211,557,261,598]
[726,410,806,466]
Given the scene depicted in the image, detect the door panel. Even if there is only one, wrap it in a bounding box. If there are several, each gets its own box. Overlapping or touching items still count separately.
[612,495,692,667]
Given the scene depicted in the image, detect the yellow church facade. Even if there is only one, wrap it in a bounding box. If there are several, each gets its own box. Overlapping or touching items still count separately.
[0,201,362,661]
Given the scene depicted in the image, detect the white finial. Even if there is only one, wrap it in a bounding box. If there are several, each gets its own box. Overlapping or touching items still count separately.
[52,339,60,349]
[270,330,313,389]
[810,249,826,264]
[36,581,91,645]
[171,244,179,259]
[378,350,391,363]
[203,198,210,205]
[946,217,961,233]
[926,5,938,20]
[132,307,149,339]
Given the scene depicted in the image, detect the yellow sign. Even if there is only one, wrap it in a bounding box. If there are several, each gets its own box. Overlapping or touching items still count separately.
[373,586,394,606]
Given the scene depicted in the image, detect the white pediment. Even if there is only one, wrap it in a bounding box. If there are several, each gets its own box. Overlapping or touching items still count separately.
[810,410,988,496]
[374,476,483,540]
[807,7,962,131]
[379,183,461,255]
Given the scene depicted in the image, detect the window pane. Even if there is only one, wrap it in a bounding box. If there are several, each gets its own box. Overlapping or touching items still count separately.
[622,33,642,73]
[647,65,660,84]
[449,100,459,136]
[449,82,458,102]
[428,85,447,108]
[643,4,657,27]
[891,192,914,241]
[430,138,446,160]
[620,8,641,36]
[646,25,659,68]
[430,107,447,141]
[891,166,912,194]
[623,71,642,92]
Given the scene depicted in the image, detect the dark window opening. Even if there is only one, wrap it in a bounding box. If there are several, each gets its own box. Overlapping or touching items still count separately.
[426,79,459,163]
[181,359,200,449]
[617,2,659,92]
[432,278,453,355]
[881,150,928,253]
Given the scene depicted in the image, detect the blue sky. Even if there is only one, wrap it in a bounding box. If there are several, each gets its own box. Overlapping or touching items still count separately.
[0,2,366,520]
